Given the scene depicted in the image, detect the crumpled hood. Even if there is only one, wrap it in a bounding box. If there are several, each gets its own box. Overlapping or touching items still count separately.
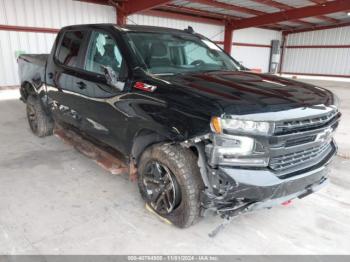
[158,71,335,116]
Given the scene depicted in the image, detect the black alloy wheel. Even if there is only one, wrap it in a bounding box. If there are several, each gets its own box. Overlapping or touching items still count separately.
[138,143,204,227]
[142,160,181,215]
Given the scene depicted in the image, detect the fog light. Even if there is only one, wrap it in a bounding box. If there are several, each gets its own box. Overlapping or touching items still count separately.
[221,157,269,166]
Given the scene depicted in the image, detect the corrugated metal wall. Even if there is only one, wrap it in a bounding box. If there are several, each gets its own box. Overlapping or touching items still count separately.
[282,26,350,77]
[0,0,116,86]
[0,31,57,86]
[232,28,281,72]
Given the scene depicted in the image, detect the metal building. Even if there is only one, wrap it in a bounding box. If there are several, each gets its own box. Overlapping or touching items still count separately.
[1,0,350,255]
[1,0,349,87]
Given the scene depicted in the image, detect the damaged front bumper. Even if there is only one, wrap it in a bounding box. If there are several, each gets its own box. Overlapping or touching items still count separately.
[203,164,329,218]
[184,110,339,219]
[201,142,336,218]
[198,110,340,218]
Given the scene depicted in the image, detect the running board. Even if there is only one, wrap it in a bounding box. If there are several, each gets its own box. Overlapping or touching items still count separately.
[54,127,129,176]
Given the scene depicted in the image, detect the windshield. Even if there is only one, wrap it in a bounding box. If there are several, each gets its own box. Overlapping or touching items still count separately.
[125,32,240,75]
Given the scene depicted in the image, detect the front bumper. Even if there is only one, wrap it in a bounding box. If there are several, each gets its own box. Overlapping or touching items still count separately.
[203,143,336,218]
[200,106,340,218]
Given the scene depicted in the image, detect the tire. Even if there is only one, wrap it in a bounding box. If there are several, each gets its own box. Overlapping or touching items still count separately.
[26,95,54,137]
[138,143,204,228]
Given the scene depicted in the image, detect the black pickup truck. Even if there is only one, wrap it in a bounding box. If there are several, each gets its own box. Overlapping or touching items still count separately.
[18,24,340,228]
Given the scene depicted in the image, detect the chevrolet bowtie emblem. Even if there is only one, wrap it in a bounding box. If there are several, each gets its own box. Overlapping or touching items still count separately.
[315,127,333,143]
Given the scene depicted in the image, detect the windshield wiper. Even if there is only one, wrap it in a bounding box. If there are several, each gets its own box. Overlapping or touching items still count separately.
[153,73,176,76]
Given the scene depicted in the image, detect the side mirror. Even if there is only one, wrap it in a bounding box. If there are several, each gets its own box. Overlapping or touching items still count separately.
[101,66,124,92]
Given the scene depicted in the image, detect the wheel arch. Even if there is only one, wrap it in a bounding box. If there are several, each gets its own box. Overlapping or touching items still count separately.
[20,81,36,101]
[131,128,169,164]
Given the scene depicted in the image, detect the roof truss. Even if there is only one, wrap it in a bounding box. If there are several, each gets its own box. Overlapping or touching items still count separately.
[77,0,350,34]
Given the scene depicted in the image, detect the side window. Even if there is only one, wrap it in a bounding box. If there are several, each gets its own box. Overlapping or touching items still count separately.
[85,32,123,75]
[56,31,85,68]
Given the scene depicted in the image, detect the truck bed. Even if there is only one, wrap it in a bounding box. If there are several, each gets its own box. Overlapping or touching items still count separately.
[19,54,48,67]
[18,54,48,97]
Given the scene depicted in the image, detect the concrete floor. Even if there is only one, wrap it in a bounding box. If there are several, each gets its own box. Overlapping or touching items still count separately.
[0,80,350,254]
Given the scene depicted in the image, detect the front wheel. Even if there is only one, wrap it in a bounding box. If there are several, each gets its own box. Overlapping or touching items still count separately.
[138,144,204,228]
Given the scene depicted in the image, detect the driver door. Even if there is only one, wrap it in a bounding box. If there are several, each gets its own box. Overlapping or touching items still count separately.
[73,30,129,154]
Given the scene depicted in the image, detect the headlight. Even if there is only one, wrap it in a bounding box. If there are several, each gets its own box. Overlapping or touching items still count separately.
[211,116,273,135]
[215,135,254,155]
[206,133,269,167]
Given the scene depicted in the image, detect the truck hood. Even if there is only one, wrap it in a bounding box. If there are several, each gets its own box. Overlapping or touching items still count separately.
[158,71,335,116]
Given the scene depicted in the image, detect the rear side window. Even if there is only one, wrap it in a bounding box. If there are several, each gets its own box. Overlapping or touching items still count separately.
[56,31,85,67]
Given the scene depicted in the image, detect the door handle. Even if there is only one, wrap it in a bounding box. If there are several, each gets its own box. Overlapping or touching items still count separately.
[48,72,54,79]
[76,81,87,90]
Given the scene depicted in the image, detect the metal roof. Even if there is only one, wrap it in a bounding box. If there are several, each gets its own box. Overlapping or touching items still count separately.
[162,0,350,31]
[275,0,314,8]
[171,1,254,17]
[88,0,350,33]
[217,0,281,13]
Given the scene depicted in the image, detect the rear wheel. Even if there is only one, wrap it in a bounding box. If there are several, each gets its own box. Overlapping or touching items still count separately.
[138,144,204,228]
[26,95,54,137]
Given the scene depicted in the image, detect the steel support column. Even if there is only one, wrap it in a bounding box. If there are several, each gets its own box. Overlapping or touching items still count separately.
[224,22,233,54]
[124,0,172,15]
[117,7,127,25]
[278,33,287,74]
[116,0,173,25]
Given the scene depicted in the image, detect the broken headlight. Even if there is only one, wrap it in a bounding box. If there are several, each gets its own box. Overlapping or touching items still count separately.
[205,133,269,167]
[208,116,271,167]
[215,135,254,155]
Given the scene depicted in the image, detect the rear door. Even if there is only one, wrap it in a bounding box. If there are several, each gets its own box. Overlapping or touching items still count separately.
[46,29,91,128]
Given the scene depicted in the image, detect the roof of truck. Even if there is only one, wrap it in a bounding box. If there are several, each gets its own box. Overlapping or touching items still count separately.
[61,23,196,35]
[120,24,191,33]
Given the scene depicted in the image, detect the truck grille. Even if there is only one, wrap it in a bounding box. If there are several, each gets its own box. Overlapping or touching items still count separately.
[269,142,332,172]
[274,110,339,135]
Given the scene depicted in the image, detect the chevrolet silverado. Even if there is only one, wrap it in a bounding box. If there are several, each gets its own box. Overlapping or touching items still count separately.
[18,24,340,228]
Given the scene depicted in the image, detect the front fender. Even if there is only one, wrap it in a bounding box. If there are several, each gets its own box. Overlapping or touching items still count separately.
[131,129,170,163]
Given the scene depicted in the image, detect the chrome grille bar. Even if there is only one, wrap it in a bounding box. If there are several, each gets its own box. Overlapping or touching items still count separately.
[274,110,339,134]
[269,142,332,172]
